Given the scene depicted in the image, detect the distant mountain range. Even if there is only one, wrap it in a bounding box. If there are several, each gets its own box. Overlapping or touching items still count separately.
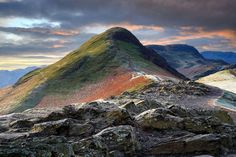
[0,67,38,88]
[201,51,236,64]
[147,44,228,79]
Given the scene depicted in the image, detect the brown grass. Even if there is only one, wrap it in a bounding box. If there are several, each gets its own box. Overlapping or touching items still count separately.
[37,69,150,108]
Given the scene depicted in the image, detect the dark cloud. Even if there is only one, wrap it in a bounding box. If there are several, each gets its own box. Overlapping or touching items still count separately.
[0,32,94,56]
[0,27,80,38]
[0,42,64,55]
[19,55,60,59]
[0,0,235,30]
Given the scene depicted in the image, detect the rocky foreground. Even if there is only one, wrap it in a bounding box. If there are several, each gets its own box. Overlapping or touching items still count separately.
[0,81,236,157]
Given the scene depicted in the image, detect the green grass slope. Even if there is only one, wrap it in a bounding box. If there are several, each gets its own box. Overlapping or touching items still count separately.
[0,27,186,114]
[197,68,236,94]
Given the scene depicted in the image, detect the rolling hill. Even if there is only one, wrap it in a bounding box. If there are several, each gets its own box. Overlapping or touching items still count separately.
[202,51,236,64]
[0,27,185,114]
[147,44,228,79]
[197,65,236,94]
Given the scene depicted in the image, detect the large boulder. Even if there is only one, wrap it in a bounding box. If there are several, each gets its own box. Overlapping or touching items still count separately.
[40,101,134,132]
[192,109,234,125]
[183,116,222,133]
[68,123,94,136]
[0,136,74,157]
[211,110,234,125]
[10,119,34,129]
[168,105,195,117]
[73,125,139,156]
[147,134,230,156]
[70,101,134,131]
[0,125,8,133]
[31,118,86,136]
[120,101,139,115]
[135,108,183,130]
[121,99,164,115]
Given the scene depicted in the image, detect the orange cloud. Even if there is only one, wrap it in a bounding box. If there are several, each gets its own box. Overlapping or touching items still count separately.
[180,27,236,41]
[15,28,80,36]
[141,35,198,45]
[200,45,217,50]
[110,22,164,31]
[50,39,68,48]
[51,44,64,48]
[50,29,80,36]
[141,27,236,50]
[82,23,164,33]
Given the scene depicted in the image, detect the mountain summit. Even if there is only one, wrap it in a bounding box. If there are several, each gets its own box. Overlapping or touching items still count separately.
[0,27,185,114]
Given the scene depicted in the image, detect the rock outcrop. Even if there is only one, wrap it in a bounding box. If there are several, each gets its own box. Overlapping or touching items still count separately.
[0,82,236,156]
[0,97,236,157]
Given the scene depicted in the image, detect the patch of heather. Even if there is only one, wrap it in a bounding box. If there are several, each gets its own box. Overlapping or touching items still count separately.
[36,69,151,108]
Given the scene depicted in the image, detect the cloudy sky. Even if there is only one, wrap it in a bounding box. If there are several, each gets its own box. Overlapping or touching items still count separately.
[0,0,236,70]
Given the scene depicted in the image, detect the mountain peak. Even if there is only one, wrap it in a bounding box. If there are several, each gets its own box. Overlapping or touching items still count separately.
[104,27,141,45]
[0,27,186,114]
[106,27,130,33]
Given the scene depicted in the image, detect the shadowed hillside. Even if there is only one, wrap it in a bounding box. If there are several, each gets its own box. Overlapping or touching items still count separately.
[147,44,228,79]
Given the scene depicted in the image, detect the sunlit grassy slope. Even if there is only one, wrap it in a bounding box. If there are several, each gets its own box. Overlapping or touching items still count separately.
[197,68,236,94]
[0,27,184,114]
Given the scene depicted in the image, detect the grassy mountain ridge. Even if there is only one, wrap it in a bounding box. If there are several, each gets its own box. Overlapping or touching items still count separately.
[0,27,185,114]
